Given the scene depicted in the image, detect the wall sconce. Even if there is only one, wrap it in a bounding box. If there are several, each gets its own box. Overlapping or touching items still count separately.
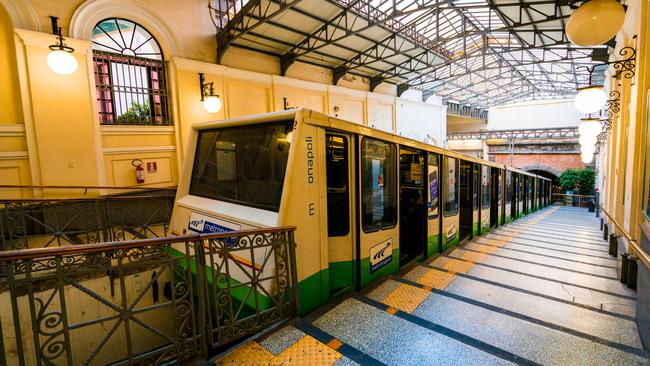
[47,16,78,75]
[199,73,222,113]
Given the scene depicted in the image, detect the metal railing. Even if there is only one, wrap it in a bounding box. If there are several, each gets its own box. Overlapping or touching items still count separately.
[552,193,595,207]
[0,193,175,250]
[0,227,298,365]
[598,204,650,270]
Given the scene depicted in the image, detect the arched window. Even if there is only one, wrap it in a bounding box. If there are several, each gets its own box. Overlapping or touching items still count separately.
[92,18,170,125]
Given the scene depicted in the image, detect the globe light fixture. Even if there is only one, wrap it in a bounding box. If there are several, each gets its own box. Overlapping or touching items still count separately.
[566,0,625,47]
[578,117,603,138]
[581,144,596,155]
[581,152,594,164]
[47,16,77,75]
[579,134,597,147]
[199,73,222,113]
[574,85,607,114]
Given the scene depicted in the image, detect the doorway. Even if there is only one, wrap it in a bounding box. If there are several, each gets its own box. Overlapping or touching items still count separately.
[399,147,427,265]
[490,168,499,228]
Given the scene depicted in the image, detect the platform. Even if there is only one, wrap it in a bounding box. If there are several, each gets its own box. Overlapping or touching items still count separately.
[215,206,649,366]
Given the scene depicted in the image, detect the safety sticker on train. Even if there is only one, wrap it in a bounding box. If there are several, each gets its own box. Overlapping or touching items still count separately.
[188,212,241,234]
[370,238,393,273]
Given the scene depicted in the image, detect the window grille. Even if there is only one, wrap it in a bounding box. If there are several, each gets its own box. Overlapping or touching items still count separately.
[91,18,171,125]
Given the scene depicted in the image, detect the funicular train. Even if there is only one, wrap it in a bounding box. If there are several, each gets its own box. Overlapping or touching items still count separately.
[169,109,552,315]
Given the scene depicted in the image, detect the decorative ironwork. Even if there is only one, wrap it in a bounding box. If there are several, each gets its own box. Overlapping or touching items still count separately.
[0,194,174,250]
[447,127,579,141]
[603,90,621,119]
[612,46,637,80]
[0,227,298,365]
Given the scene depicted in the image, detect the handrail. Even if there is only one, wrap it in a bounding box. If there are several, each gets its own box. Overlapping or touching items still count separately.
[0,226,297,262]
[0,184,176,190]
[599,203,650,269]
[0,195,176,203]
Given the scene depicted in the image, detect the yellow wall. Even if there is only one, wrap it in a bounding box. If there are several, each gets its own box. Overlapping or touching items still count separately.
[598,0,650,248]
[0,0,446,200]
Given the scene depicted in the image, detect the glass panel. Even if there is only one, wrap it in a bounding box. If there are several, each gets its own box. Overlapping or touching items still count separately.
[443,157,458,216]
[472,164,479,209]
[482,166,490,209]
[326,135,350,237]
[92,18,163,59]
[505,171,512,204]
[362,138,397,232]
[428,154,439,219]
[189,121,292,212]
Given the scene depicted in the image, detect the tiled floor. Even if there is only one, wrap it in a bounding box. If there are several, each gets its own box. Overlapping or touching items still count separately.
[214,206,649,365]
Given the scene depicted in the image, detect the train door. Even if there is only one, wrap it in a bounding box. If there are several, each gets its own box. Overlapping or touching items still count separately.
[505,171,512,223]
[480,165,490,233]
[490,168,499,228]
[459,160,472,243]
[427,153,441,256]
[399,147,427,265]
[358,137,398,288]
[472,164,480,237]
[325,133,355,295]
[518,175,524,217]
[442,156,460,251]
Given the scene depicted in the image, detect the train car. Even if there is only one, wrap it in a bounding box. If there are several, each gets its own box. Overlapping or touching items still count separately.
[169,109,549,315]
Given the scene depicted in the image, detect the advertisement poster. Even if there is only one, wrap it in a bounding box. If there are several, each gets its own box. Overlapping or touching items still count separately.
[428,165,439,218]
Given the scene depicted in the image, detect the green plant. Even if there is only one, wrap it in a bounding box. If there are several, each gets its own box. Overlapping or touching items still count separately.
[559,168,595,194]
[116,102,151,124]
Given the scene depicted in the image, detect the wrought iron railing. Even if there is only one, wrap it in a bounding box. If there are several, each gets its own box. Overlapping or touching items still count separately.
[0,194,175,250]
[552,193,595,207]
[0,227,298,365]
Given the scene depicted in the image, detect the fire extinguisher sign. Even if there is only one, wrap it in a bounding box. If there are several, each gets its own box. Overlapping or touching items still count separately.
[147,162,157,173]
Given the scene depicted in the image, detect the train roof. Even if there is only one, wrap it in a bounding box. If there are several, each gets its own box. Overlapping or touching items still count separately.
[191,108,550,180]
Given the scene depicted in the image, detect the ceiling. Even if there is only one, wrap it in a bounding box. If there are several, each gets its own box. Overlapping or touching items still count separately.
[209,0,610,109]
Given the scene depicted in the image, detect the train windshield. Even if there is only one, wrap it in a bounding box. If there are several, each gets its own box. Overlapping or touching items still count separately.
[189,121,292,212]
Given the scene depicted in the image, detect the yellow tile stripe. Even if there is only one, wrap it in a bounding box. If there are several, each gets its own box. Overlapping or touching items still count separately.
[274,335,342,365]
[416,269,456,290]
[471,244,498,254]
[216,336,343,366]
[216,341,275,366]
[440,258,474,273]
[382,283,431,313]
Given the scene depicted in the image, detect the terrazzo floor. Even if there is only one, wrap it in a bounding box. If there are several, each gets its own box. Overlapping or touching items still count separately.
[214,206,649,365]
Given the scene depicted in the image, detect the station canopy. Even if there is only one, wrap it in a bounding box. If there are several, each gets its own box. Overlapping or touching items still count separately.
[210,0,609,109]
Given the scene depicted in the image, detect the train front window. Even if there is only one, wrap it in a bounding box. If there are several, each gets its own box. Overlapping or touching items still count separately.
[361,137,397,232]
[189,121,292,212]
[482,166,490,209]
[443,157,458,216]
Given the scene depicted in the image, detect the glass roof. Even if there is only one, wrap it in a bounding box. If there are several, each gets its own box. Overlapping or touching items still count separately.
[210,0,608,108]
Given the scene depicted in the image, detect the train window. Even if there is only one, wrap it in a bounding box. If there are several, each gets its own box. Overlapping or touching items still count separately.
[428,154,439,219]
[189,121,292,212]
[361,137,397,232]
[482,166,490,209]
[443,157,458,216]
[326,134,349,237]
[505,171,512,204]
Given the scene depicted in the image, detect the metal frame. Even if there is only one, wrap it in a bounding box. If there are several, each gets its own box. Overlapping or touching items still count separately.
[209,0,606,108]
[447,127,578,140]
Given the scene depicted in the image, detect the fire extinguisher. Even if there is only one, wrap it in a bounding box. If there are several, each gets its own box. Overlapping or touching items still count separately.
[132,159,145,184]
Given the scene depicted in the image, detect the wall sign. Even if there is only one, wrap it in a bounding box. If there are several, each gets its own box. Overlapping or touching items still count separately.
[147,162,157,173]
